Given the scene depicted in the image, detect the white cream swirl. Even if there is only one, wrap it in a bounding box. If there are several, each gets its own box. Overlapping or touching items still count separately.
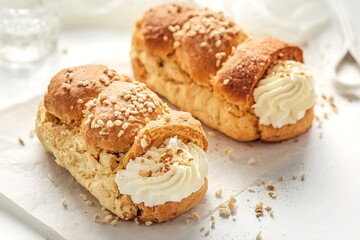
[115,136,208,207]
[253,60,315,128]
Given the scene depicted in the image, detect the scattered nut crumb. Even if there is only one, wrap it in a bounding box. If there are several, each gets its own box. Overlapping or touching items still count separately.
[18,138,25,146]
[266,184,275,191]
[145,221,153,226]
[256,231,262,240]
[94,212,119,225]
[79,194,87,201]
[61,198,68,210]
[265,206,272,212]
[255,202,264,218]
[278,176,285,181]
[228,196,237,214]
[219,204,231,217]
[47,173,55,183]
[292,175,297,180]
[200,227,205,232]
[204,228,210,237]
[215,189,222,198]
[106,215,113,223]
[191,212,201,221]
[86,200,94,206]
[219,196,237,217]
[110,219,118,226]
[247,187,255,193]
[224,147,233,157]
[248,157,256,165]
[268,192,277,199]
[94,214,102,223]
[210,216,215,229]
[104,214,114,223]
[134,218,140,225]
[269,210,274,217]
[300,173,305,181]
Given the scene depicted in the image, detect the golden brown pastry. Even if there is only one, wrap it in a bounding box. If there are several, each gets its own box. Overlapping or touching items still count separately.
[131,3,315,142]
[36,64,208,222]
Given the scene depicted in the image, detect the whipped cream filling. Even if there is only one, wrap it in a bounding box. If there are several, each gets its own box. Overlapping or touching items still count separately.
[253,60,315,128]
[115,136,208,207]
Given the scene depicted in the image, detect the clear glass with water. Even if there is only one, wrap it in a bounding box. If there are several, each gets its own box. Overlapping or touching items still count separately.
[0,0,61,69]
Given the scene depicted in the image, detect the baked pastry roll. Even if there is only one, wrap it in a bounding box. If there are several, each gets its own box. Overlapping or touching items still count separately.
[36,64,208,222]
[131,3,315,142]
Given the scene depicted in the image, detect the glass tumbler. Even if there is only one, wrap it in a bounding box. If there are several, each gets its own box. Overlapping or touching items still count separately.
[0,0,61,69]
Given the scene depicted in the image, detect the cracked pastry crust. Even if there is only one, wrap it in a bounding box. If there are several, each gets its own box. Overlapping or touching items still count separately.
[36,64,208,222]
[131,3,314,142]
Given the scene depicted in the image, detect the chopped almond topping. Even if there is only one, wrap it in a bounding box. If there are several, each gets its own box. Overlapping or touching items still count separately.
[138,170,152,177]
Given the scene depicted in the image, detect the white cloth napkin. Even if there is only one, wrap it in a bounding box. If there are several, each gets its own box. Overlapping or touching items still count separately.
[193,0,330,44]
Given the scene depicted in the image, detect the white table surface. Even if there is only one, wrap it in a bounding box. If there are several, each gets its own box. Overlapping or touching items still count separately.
[1,2,360,240]
[0,205,43,240]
